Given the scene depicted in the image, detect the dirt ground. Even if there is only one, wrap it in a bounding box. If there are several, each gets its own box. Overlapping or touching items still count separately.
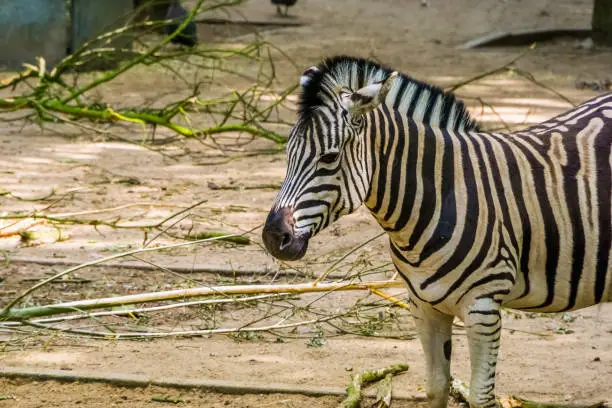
[1,0,612,407]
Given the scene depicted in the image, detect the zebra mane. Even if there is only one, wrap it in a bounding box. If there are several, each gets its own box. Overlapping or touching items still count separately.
[298,55,478,132]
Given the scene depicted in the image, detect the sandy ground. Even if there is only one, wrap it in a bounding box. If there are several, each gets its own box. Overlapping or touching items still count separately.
[1,0,612,407]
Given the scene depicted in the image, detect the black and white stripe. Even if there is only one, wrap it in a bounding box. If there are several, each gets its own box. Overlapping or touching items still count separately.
[274,56,478,236]
[263,56,612,408]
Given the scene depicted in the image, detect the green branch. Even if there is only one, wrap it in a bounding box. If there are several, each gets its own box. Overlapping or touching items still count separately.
[342,364,409,408]
[0,0,291,146]
[60,0,207,105]
[0,96,287,144]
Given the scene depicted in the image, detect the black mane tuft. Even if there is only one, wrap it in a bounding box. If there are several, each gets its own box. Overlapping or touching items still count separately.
[297,55,478,132]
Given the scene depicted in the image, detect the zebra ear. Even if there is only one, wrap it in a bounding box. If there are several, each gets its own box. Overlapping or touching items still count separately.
[300,66,320,87]
[345,71,399,115]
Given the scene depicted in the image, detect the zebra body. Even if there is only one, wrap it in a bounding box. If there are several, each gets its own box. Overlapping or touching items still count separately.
[262,56,612,408]
[379,96,612,314]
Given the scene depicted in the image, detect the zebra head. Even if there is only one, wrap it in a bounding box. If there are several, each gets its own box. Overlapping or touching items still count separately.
[262,62,399,260]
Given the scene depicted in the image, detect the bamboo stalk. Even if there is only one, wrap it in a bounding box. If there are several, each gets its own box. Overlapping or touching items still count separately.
[1,281,404,321]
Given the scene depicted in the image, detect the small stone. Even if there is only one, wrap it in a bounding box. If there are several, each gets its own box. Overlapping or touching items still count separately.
[576,37,594,50]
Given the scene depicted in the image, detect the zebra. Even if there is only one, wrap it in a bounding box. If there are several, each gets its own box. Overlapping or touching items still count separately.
[261,55,612,408]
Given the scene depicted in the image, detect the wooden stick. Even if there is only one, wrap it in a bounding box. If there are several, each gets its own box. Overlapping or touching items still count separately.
[369,288,411,311]
[2,280,405,321]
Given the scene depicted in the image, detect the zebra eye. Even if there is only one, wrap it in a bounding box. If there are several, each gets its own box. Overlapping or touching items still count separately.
[319,152,340,164]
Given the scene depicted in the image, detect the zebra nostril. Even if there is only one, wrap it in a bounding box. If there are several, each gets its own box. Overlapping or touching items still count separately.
[279,232,293,250]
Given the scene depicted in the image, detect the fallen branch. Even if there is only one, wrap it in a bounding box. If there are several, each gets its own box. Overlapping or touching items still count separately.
[374,373,394,408]
[341,364,409,408]
[0,0,292,148]
[1,294,284,327]
[1,280,404,321]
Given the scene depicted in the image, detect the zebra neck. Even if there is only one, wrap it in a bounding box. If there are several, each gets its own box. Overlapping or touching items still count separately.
[363,107,440,243]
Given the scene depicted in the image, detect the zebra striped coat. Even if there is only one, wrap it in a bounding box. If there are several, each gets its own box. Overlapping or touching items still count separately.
[262,56,612,408]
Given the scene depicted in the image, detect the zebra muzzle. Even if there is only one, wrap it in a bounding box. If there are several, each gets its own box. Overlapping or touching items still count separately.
[262,207,310,261]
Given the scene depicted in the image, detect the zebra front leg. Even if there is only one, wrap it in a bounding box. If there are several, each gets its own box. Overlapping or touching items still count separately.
[464,298,502,408]
[412,301,454,408]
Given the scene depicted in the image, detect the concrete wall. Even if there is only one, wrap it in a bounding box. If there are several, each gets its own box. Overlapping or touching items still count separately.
[0,0,67,70]
[0,0,136,72]
[70,0,134,70]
